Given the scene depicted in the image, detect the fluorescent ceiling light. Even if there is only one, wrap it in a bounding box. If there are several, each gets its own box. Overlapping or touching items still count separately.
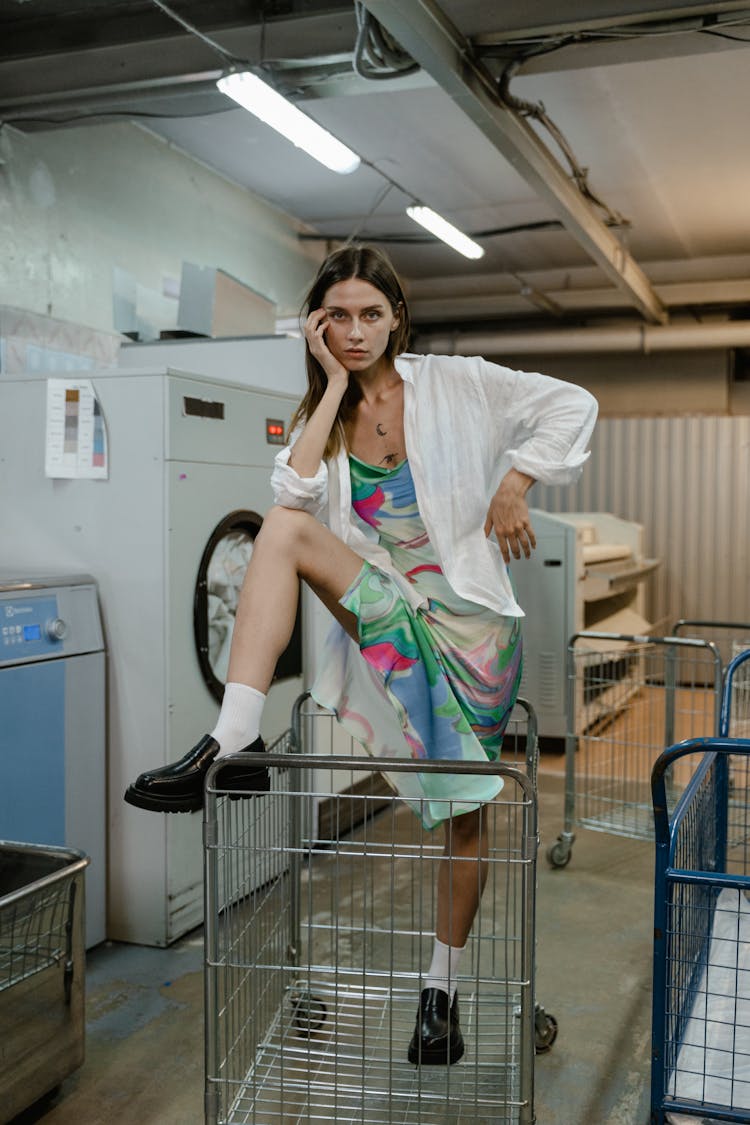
[217,71,360,175]
[406,205,484,260]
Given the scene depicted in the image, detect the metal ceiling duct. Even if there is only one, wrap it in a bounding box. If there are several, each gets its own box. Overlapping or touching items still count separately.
[415,321,750,355]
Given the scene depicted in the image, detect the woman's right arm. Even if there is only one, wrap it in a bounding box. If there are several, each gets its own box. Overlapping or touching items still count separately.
[288,308,349,477]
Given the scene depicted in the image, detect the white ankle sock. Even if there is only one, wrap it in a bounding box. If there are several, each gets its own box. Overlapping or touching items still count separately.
[210,682,266,759]
[425,938,465,1002]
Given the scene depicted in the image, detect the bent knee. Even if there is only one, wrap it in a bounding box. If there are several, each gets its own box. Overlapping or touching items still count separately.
[258,504,317,546]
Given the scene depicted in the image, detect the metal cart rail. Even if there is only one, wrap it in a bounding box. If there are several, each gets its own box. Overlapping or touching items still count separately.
[204,700,541,1125]
[547,631,723,868]
[720,649,750,741]
[673,619,750,677]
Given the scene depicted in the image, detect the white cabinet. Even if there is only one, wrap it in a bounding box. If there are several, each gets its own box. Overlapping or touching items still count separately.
[511,510,660,746]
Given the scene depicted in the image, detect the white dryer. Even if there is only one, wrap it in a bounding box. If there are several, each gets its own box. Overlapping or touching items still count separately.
[0,366,303,945]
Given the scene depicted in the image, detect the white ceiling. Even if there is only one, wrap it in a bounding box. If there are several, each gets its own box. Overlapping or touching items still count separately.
[2,0,750,330]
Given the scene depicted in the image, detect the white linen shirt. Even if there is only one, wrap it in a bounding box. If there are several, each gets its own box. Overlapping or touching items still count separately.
[270,351,598,619]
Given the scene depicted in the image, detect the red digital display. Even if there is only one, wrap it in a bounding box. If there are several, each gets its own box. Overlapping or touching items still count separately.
[266,419,285,445]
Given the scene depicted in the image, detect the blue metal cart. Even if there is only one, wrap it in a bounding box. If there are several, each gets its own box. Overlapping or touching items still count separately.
[651,650,750,1124]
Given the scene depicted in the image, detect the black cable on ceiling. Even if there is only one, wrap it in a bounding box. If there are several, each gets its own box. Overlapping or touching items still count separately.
[2,106,240,127]
[479,14,750,51]
[148,0,247,67]
[299,220,566,245]
[700,28,750,43]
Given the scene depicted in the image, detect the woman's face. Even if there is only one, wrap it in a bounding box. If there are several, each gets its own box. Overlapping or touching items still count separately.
[319,277,399,374]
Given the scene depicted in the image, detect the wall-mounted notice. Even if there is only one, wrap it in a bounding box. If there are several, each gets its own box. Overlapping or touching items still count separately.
[45,379,109,479]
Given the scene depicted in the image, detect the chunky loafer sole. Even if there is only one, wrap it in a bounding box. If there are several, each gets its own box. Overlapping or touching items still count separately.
[123,784,203,814]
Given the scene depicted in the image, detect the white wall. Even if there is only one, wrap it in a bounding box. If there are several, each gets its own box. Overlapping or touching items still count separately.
[496,348,734,416]
[0,121,323,333]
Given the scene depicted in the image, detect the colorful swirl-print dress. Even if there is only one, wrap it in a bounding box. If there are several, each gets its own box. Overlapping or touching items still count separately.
[319,452,522,829]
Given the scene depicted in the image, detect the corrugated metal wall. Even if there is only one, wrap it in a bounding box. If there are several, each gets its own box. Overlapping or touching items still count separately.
[532,417,750,629]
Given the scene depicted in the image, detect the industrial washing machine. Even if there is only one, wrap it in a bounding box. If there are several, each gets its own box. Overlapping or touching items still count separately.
[0,573,106,948]
[0,364,303,945]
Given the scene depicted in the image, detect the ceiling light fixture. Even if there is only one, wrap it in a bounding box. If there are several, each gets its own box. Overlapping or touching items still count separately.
[406,205,485,260]
[216,71,361,175]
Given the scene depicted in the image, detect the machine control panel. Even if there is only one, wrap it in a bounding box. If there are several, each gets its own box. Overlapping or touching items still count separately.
[0,581,103,666]
[2,595,67,657]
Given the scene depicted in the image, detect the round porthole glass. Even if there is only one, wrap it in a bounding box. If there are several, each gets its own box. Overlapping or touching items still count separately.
[194,510,302,703]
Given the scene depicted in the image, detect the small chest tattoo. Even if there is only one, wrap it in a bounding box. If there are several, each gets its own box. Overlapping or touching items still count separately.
[374,421,403,466]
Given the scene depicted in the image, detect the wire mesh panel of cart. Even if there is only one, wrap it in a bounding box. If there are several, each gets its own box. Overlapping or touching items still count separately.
[651,731,750,1125]
[203,713,539,1125]
[547,632,723,869]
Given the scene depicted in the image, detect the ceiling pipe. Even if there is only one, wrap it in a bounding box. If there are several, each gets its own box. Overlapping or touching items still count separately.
[409,277,750,323]
[415,321,750,356]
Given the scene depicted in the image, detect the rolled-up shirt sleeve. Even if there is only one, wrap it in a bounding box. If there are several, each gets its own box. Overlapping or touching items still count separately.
[480,360,598,486]
[270,439,328,515]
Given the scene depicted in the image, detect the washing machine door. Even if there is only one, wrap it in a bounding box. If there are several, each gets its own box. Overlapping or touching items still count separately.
[193,510,302,703]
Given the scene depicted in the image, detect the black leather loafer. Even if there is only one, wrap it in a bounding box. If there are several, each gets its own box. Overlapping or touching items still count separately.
[124,735,268,813]
[124,734,219,813]
[407,988,464,1065]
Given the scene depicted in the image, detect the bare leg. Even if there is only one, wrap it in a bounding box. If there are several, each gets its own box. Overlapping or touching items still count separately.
[436,806,489,948]
[124,506,365,811]
[227,505,364,690]
[409,807,488,1064]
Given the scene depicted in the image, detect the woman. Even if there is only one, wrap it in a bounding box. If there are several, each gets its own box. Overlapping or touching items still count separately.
[126,244,597,1065]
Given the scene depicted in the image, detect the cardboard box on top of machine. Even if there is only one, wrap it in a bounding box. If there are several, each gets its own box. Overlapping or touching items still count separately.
[177,263,277,338]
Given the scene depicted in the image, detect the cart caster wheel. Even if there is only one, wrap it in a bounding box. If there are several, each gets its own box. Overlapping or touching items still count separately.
[535,1013,558,1054]
[290,992,327,1037]
[546,840,572,869]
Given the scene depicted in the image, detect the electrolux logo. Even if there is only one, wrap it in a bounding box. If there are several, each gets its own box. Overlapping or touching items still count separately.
[4,605,33,617]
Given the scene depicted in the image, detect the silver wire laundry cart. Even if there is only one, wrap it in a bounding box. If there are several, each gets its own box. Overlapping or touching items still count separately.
[203,696,542,1125]
[0,841,88,1123]
[547,631,723,869]
[651,650,750,1123]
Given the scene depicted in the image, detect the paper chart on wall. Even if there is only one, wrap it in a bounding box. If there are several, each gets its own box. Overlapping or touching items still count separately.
[45,379,109,479]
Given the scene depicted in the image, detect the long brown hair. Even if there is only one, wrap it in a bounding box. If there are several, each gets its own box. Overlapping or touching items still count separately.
[289,244,411,459]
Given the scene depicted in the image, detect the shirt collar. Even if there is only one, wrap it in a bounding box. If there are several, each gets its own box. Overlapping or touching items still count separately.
[394,353,416,383]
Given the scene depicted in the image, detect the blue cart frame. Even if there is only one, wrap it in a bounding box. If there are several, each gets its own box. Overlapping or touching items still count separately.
[651,650,750,1124]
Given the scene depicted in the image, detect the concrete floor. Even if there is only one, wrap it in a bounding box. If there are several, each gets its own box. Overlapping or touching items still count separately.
[10,765,655,1125]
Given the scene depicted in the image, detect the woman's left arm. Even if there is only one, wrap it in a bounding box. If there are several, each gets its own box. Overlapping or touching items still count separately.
[473,356,598,559]
[484,467,537,563]
[500,368,598,485]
